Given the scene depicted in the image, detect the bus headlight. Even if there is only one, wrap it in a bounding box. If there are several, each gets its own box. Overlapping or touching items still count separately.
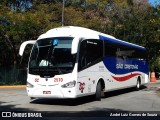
[61,80,76,88]
[27,82,34,88]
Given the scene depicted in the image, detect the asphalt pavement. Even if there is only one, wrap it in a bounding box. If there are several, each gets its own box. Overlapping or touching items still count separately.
[0,80,160,119]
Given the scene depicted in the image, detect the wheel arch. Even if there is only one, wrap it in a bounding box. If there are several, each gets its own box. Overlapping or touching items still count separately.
[97,77,105,91]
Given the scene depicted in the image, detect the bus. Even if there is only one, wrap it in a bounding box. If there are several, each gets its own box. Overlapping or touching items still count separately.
[19,26,148,101]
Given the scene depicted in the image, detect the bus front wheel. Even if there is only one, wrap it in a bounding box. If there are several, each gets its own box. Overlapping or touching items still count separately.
[95,82,101,101]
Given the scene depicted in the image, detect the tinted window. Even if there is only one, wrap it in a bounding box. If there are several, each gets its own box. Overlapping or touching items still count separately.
[29,37,76,76]
[78,39,103,70]
[105,41,147,60]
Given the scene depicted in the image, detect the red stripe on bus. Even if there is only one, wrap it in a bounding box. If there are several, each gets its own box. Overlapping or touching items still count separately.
[112,73,141,82]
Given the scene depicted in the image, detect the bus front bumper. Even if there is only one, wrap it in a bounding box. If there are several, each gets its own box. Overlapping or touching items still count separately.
[26,87,77,99]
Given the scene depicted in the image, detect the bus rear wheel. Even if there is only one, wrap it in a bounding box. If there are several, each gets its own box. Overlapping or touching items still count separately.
[95,82,101,101]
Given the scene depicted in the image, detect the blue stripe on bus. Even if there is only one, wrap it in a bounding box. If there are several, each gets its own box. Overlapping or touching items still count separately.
[103,57,148,75]
[99,35,146,51]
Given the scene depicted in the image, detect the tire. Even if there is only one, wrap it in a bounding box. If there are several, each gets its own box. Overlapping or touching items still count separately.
[30,97,35,100]
[95,82,101,101]
[136,79,141,90]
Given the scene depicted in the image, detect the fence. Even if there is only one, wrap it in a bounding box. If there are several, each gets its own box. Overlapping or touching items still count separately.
[0,65,27,85]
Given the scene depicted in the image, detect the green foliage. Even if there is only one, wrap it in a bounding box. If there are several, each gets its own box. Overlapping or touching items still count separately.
[0,0,160,71]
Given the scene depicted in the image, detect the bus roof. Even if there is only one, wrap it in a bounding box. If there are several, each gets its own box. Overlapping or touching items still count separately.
[38,26,115,40]
[99,35,146,51]
[38,26,146,51]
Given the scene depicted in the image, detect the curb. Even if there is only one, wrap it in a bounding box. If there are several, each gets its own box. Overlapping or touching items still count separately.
[0,85,26,89]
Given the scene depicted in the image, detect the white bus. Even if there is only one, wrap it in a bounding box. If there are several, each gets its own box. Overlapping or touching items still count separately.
[19,26,148,101]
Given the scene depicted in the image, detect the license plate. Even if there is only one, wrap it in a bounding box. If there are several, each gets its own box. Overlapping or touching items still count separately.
[43,91,51,94]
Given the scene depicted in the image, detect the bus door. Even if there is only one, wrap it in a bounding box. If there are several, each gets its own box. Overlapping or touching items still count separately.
[77,39,103,95]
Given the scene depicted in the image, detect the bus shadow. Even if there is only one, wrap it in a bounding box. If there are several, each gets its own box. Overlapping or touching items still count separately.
[30,85,147,106]
[104,85,147,98]
[30,95,95,106]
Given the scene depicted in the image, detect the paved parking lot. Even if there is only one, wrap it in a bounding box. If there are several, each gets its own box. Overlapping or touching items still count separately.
[0,81,160,119]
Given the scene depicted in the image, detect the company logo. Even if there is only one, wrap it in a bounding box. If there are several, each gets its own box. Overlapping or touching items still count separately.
[2,112,11,117]
[78,82,85,93]
[1,112,42,118]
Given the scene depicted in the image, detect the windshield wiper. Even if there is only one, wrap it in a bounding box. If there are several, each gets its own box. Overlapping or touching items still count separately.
[47,40,62,74]
[35,43,39,65]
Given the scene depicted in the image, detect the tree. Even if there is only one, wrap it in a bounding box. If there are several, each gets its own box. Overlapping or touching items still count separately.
[8,0,33,12]
[0,0,159,70]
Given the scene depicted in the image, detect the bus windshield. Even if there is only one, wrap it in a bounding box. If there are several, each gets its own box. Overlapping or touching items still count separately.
[29,37,76,77]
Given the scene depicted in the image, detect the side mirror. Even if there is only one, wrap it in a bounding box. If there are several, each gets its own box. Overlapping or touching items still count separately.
[19,40,36,56]
[71,37,79,54]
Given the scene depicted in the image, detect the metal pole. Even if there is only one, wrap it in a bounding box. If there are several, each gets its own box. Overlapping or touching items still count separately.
[62,0,64,26]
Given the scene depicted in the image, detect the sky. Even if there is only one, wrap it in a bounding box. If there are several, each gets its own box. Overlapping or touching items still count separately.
[148,0,160,6]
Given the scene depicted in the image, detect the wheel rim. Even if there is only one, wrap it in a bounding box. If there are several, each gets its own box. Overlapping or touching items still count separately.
[137,81,140,89]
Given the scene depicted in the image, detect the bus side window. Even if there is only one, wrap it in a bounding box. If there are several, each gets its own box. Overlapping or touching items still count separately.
[104,41,134,59]
[78,39,103,70]
[116,46,134,59]
[105,41,117,57]
[132,49,147,61]
[86,40,103,64]
[78,40,87,70]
